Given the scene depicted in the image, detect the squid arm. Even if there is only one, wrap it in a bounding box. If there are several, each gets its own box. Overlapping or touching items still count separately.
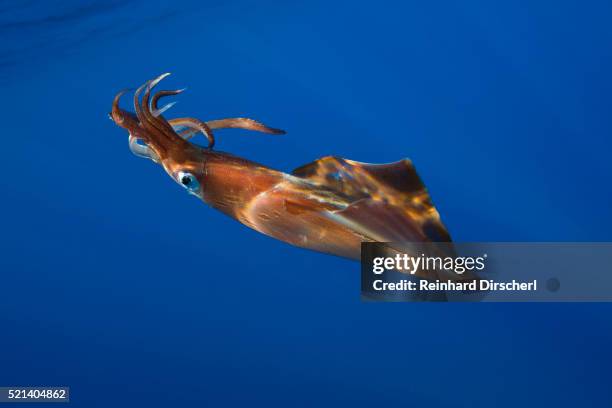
[168,117,286,146]
[145,80,285,148]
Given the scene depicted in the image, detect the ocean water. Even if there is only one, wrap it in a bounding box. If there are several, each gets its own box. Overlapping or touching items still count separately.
[1,0,611,406]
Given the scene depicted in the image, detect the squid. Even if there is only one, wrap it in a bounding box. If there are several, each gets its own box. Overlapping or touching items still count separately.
[110,74,451,261]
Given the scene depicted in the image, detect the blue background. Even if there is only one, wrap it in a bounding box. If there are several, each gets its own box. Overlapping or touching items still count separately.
[1,0,611,406]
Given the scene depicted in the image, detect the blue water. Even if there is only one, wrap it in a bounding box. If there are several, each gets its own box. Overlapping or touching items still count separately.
[1,1,611,406]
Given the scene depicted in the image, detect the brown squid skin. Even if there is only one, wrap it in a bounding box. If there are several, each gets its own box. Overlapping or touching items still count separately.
[111,74,451,261]
[199,152,369,259]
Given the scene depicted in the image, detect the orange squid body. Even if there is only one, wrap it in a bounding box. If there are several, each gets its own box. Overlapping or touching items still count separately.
[110,74,451,261]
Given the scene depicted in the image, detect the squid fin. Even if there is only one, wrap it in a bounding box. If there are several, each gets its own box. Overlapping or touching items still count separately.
[292,156,424,197]
[293,156,451,242]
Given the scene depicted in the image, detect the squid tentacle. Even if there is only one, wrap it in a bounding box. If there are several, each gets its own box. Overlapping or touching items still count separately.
[165,118,215,148]
[133,79,168,149]
[152,101,177,117]
[133,80,150,124]
[167,117,285,145]
[141,74,177,135]
[132,74,285,152]
[151,88,186,112]
[150,88,215,149]
[133,74,187,153]
[206,118,286,135]
[128,134,159,162]
[113,86,159,162]
[112,88,131,118]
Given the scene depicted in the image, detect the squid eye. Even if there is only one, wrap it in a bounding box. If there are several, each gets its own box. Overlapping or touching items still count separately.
[177,171,200,192]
